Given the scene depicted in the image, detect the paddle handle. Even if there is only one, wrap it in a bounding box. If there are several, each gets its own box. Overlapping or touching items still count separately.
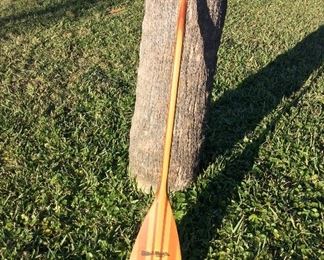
[159,0,188,195]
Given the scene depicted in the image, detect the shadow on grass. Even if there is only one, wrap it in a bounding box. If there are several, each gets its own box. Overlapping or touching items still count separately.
[0,0,122,37]
[179,26,324,259]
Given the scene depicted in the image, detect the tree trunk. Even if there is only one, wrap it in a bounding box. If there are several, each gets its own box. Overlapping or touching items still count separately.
[129,0,227,192]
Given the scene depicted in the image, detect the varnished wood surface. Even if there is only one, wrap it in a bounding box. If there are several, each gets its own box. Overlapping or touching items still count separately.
[130,0,187,259]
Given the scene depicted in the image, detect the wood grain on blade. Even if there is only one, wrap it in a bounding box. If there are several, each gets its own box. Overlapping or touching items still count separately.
[130,197,181,259]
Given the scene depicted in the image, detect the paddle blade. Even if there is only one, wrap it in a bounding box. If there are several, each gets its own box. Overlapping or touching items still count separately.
[130,197,181,259]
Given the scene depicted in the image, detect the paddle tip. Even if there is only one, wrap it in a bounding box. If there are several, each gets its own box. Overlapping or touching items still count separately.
[130,198,181,259]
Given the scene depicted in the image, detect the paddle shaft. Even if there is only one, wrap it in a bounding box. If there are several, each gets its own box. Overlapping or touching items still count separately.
[159,0,188,195]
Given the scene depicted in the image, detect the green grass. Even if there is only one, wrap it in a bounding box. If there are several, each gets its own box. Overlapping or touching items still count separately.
[0,0,323,259]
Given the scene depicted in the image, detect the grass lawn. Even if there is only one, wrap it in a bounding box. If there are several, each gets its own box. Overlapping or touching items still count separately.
[0,0,323,259]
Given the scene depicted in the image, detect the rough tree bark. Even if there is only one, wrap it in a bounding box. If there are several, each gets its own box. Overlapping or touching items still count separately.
[129,0,227,192]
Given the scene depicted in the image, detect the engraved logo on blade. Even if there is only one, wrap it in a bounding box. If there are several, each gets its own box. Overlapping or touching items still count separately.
[141,251,170,257]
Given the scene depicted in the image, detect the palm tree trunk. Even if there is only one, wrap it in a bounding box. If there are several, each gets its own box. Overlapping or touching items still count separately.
[129,0,227,191]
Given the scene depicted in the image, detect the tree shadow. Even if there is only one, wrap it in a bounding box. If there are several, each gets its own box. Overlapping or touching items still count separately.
[0,0,121,38]
[179,25,324,259]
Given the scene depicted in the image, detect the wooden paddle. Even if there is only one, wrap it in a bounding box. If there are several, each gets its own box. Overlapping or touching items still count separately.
[130,0,188,259]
